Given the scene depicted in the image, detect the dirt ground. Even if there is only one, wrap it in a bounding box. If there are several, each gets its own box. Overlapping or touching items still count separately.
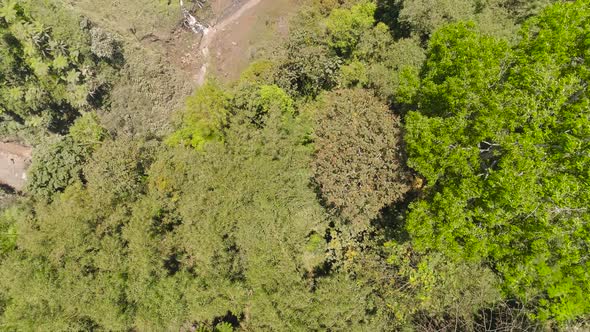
[169,0,300,84]
[0,142,32,191]
[211,0,237,17]
[208,0,298,82]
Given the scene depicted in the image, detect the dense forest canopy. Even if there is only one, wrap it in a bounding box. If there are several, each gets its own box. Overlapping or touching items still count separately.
[1,0,590,330]
[0,0,117,136]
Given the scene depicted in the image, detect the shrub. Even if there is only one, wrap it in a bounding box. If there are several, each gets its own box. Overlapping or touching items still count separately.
[26,137,89,200]
[90,27,117,60]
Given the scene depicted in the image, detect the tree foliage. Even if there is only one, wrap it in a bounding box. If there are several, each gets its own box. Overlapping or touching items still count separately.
[313,89,410,226]
[326,1,376,57]
[405,1,590,321]
[2,0,590,329]
[0,0,115,135]
[25,137,90,200]
[166,81,230,150]
[274,9,341,98]
[1,101,395,330]
[68,112,107,148]
[389,0,555,39]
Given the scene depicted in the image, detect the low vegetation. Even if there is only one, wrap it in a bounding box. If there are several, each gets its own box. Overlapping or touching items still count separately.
[1,0,589,330]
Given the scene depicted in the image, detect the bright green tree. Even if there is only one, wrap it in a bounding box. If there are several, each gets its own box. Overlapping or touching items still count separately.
[325,1,376,56]
[404,1,590,322]
[166,81,230,150]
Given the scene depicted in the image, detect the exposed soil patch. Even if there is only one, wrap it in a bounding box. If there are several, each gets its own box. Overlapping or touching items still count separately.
[144,0,299,86]
[188,0,299,85]
[195,0,263,85]
[211,0,238,17]
[166,28,203,74]
[207,0,297,82]
[0,142,32,191]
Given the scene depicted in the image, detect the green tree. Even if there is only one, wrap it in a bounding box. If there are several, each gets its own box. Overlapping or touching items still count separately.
[313,89,410,227]
[2,91,395,330]
[404,1,590,322]
[0,183,132,330]
[0,0,114,136]
[26,137,90,200]
[166,81,230,150]
[325,1,376,57]
[274,9,341,98]
[354,24,425,104]
[69,112,107,148]
[385,242,502,329]
[231,83,295,127]
[392,0,554,40]
[83,138,156,203]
